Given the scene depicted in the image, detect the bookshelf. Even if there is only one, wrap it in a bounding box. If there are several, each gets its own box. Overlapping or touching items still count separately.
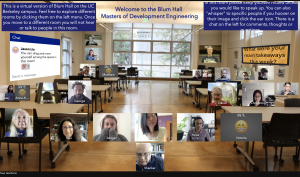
[151,143,164,159]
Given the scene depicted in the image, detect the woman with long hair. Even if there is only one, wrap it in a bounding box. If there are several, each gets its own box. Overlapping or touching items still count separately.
[5,109,33,137]
[93,114,128,141]
[249,90,265,106]
[140,113,167,141]
[57,118,87,141]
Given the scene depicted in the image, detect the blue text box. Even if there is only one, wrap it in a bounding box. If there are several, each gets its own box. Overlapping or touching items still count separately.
[2,3,96,31]
[204,2,298,30]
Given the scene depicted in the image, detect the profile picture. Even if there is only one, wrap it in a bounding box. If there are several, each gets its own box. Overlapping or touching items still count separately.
[135,113,172,142]
[236,67,255,80]
[93,113,131,142]
[68,80,92,104]
[50,113,88,142]
[199,45,221,63]
[202,69,212,78]
[0,85,14,101]
[257,66,274,80]
[177,113,215,142]
[277,82,299,95]
[80,64,96,78]
[99,65,118,77]
[4,108,33,138]
[215,67,231,81]
[136,143,164,171]
[192,70,202,79]
[208,82,237,106]
[38,83,56,104]
[85,48,102,60]
[84,34,102,46]
[242,83,275,107]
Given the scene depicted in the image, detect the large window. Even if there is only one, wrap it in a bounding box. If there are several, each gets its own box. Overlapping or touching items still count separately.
[61,37,71,78]
[251,30,263,38]
[113,23,191,78]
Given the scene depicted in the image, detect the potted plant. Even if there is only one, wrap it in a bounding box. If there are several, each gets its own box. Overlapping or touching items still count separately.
[177,117,189,141]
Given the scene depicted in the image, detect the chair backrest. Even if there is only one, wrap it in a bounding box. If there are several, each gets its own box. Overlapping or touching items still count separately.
[200,80,209,88]
[131,67,137,69]
[183,71,192,76]
[69,76,83,80]
[197,65,205,69]
[127,68,137,75]
[284,98,300,107]
[91,79,100,85]
[268,113,300,141]
[181,69,189,72]
[54,79,68,85]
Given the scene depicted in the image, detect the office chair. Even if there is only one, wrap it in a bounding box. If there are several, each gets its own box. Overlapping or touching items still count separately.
[251,113,300,171]
[69,76,83,80]
[197,65,205,70]
[284,98,300,107]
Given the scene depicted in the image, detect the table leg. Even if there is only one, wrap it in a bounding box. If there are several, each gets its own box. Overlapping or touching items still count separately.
[235,142,257,169]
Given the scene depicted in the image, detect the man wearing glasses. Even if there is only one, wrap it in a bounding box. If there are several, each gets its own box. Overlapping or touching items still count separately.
[136,143,164,171]
[208,87,232,106]
[187,117,211,141]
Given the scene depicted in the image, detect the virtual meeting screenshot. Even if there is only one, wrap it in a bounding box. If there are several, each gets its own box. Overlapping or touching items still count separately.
[1,1,300,175]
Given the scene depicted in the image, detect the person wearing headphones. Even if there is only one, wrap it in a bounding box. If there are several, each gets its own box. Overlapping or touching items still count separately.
[187,117,211,141]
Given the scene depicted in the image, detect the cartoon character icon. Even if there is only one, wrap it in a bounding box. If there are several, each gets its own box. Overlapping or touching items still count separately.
[235,120,248,133]
[19,89,26,96]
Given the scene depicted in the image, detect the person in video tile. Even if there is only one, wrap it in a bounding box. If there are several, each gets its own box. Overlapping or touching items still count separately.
[93,114,128,141]
[242,72,250,80]
[280,82,295,95]
[5,85,13,101]
[208,87,232,106]
[86,49,97,60]
[57,118,87,141]
[201,46,218,63]
[85,35,98,46]
[80,66,94,78]
[258,68,268,80]
[187,117,211,141]
[216,69,230,81]
[136,143,164,171]
[5,109,33,137]
[43,91,54,103]
[140,113,168,141]
[69,81,91,104]
[249,90,265,106]
[193,70,201,79]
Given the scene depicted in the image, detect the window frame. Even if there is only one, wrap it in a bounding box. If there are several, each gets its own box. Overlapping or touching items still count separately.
[61,37,72,79]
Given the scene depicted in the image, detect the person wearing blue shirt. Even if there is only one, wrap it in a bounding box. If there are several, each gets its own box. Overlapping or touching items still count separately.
[136,143,164,171]
[216,69,231,82]
[5,109,33,137]
[5,85,14,101]
[86,49,97,60]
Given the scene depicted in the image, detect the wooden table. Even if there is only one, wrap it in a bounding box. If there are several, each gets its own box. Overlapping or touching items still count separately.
[179,76,193,89]
[185,81,202,97]
[0,100,85,171]
[175,72,184,87]
[221,106,300,171]
[196,88,208,110]
[118,73,128,90]
[104,77,120,100]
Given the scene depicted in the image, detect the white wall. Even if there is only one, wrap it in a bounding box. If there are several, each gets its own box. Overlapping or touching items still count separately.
[93,113,131,141]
